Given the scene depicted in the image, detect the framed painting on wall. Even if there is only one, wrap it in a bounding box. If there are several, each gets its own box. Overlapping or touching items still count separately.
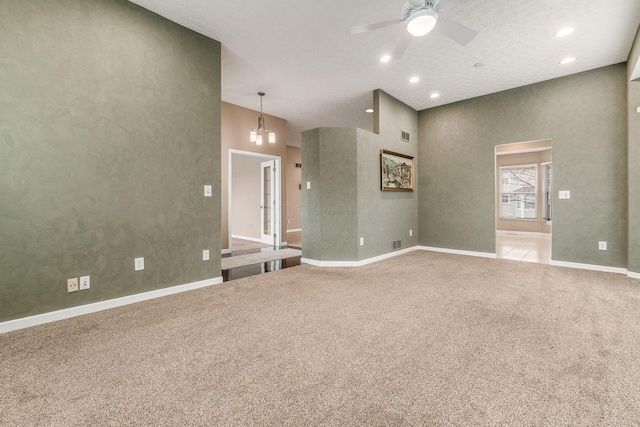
[380,149,414,191]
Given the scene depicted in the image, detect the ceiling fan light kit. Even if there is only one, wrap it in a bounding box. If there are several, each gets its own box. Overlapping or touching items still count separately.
[406,9,439,37]
[350,0,478,61]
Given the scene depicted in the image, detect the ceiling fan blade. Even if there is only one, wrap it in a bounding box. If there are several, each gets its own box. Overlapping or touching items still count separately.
[435,18,478,46]
[392,35,412,61]
[436,0,471,12]
[350,18,402,35]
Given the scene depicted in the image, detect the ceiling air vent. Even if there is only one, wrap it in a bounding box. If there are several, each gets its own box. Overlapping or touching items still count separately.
[401,131,410,142]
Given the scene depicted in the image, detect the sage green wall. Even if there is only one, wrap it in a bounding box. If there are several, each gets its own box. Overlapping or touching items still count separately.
[419,64,627,267]
[0,0,221,322]
[301,128,359,261]
[301,129,321,260]
[628,26,640,274]
[302,91,418,262]
[357,91,418,260]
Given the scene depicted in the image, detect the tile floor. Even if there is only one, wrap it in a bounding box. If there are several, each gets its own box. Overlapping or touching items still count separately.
[222,257,301,282]
[496,232,551,264]
[223,237,301,282]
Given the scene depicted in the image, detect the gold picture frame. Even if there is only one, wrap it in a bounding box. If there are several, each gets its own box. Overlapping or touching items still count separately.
[381,149,414,192]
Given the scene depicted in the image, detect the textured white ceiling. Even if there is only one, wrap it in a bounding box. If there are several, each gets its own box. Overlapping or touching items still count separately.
[127,0,640,146]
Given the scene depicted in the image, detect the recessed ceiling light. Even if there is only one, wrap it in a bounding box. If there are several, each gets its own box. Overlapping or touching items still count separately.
[559,56,576,65]
[555,27,575,38]
[379,55,391,63]
[429,93,440,99]
[409,77,420,83]
[365,108,374,113]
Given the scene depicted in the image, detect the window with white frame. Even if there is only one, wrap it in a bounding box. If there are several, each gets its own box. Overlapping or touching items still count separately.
[500,164,537,219]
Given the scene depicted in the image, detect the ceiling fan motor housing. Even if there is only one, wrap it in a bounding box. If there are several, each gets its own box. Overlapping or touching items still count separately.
[403,1,440,21]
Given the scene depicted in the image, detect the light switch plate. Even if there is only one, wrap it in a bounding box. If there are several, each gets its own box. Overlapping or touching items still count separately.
[203,249,210,261]
[135,257,144,271]
[559,190,570,199]
[204,185,212,197]
[306,182,311,190]
[360,237,364,246]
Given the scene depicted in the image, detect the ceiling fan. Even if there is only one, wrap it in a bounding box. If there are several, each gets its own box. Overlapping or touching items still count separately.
[350,0,478,60]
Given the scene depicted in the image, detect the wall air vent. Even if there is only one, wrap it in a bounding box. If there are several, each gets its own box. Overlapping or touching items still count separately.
[295,163,302,168]
[392,240,402,250]
[401,131,410,142]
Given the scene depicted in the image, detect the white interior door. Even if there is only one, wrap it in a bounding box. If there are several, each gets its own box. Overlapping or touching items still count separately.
[260,160,276,245]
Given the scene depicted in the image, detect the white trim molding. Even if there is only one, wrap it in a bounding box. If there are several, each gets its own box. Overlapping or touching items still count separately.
[627,271,640,280]
[0,276,223,335]
[286,228,302,233]
[550,260,627,275]
[418,246,497,259]
[496,230,551,237]
[221,248,232,255]
[302,246,420,267]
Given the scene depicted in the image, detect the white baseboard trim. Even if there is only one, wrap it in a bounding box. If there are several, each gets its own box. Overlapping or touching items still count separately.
[286,228,302,233]
[221,248,232,255]
[496,230,551,237]
[302,246,420,267]
[418,246,497,259]
[231,234,263,243]
[627,271,640,280]
[0,276,224,335]
[549,260,628,275]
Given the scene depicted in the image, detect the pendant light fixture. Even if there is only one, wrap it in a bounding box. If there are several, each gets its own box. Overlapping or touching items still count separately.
[250,92,275,145]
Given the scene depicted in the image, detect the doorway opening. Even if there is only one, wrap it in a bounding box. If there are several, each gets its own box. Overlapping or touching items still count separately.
[228,149,282,253]
[495,140,552,263]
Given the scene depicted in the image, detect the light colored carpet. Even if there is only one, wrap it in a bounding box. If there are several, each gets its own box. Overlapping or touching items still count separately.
[221,248,302,270]
[2,251,640,425]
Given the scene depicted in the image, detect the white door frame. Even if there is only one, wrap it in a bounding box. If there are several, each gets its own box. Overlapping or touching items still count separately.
[494,140,552,261]
[228,149,282,250]
[260,159,276,245]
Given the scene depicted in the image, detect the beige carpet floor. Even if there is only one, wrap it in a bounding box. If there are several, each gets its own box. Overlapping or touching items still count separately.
[2,251,640,425]
[221,248,302,270]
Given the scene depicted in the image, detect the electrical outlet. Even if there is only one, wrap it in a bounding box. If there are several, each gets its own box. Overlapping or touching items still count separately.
[559,190,570,199]
[135,257,144,271]
[203,249,210,261]
[79,276,90,290]
[599,241,607,251]
[67,278,79,293]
